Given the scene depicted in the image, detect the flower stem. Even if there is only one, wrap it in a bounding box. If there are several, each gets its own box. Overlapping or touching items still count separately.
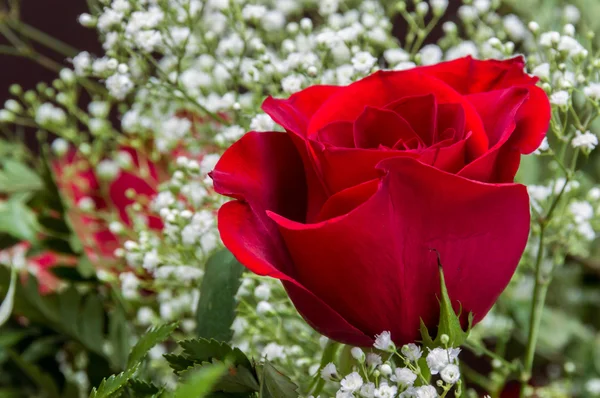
[520,176,570,396]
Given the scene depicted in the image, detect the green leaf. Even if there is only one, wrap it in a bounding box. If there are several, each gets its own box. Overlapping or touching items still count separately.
[0,160,44,194]
[212,364,260,393]
[419,253,471,349]
[164,354,196,373]
[179,338,251,370]
[196,249,245,341]
[109,306,133,370]
[257,361,297,398]
[79,294,105,348]
[128,379,161,396]
[0,198,40,241]
[58,286,82,335]
[173,363,227,398]
[8,350,60,398]
[89,364,139,398]
[127,323,177,369]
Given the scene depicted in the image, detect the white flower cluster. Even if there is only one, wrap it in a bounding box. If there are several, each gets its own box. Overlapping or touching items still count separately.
[318,332,461,397]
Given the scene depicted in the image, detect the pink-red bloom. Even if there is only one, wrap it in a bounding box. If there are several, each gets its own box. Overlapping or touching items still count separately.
[212,56,550,346]
[52,147,164,268]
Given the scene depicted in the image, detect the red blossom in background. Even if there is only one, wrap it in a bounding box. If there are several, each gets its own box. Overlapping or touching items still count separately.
[211,56,551,346]
[52,147,165,269]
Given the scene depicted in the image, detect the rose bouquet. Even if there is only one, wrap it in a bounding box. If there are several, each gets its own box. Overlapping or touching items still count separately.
[0,0,599,397]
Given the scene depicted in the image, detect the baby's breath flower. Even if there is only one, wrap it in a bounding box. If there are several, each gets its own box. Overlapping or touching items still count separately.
[401,343,422,361]
[321,363,338,381]
[340,372,363,392]
[550,90,569,106]
[440,364,460,384]
[373,331,393,351]
[572,130,598,151]
[426,347,460,375]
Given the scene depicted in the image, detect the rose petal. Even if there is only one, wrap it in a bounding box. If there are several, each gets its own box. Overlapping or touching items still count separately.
[268,157,529,344]
[420,55,538,94]
[385,94,437,146]
[317,121,355,148]
[262,85,342,136]
[213,132,371,345]
[459,86,548,182]
[353,106,420,149]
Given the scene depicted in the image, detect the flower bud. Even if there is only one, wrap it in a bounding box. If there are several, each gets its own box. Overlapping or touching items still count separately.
[351,347,365,363]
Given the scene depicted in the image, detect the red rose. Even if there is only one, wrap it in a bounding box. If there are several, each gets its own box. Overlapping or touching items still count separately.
[53,147,164,268]
[211,56,550,346]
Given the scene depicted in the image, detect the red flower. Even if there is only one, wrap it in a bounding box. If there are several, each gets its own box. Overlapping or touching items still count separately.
[211,56,550,346]
[53,147,164,268]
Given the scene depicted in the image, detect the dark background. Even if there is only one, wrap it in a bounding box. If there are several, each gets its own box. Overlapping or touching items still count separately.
[0,0,102,103]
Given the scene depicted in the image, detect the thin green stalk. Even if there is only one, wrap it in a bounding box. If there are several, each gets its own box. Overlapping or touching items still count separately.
[6,19,79,57]
[520,176,570,396]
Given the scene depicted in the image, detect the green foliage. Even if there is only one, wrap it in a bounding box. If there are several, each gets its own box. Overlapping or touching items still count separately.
[172,363,227,398]
[420,255,473,349]
[127,379,162,396]
[89,364,140,398]
[127,323,177,369]
[257,361,298,398]
[178,338,252,370]
[0,197,40,242]
[8,350,61,398]
[195,249,245,342]
[0,160,44,194]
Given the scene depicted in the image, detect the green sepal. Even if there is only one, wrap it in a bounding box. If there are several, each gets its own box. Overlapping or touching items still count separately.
[419,253,474,349]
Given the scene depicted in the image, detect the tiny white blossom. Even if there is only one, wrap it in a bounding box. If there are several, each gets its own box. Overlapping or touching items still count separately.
[373,331,393,351]
[431,0,448,14]
[256,301,274,315]
[571,130,598,151]
[563,5,581,24]
[281,74,304,93]
[360,383,376,398]
[570,200,594,223]
[262,343,286,360]
[532,63,550,80]
[105,73,134,100]
[366,353,382,366]
[352,51,377,74]
[253,284,271,300]
[419,45,443,66]
[384,48,410,65]
[539,31,560,47]
[584,83,600,100]
[401,343,423,361]
[51,138,69,156]
[557,35,586,57]
[589,188,600,201]
[440,364,460,384]
[446,41,478,60]
[550,90,569,107]
[473,0,491,14]
[340,372,363,392]
[320,363,338,381]
[426,347,460,375]
[393,367,417,387]
[374,384,397,398]
[503,14,527,40]
[250,114,275,132]
[415,385,438,398]
[262,10,286,32]
[200,154,220,175]
[458,5,477,22]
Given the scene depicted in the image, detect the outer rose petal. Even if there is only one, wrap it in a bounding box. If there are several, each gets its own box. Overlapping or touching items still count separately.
[262,86,342,136]
[212,131,371,344]
[419,56,538,94]
[268,157,530,345]
[459,86,549,183]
